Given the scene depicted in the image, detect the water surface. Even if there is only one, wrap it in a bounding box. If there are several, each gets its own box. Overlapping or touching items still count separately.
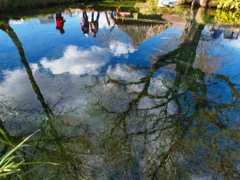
[0,5,240,180]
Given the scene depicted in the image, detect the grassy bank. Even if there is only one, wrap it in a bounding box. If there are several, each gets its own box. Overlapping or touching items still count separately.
[0,0,78,11]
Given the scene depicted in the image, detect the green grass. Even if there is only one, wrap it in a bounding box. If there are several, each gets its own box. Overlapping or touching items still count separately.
[0,0,75,11]
[0,129,55,179]
[98,0,145,11]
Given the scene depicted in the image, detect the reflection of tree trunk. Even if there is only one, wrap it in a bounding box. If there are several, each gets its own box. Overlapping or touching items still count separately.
[105,11,110,26]
[0,22,52,117]
[156,9,229,130]
[105,10,206,152]
[179,9,199,41]
[0,22,84,179]
[113,18,207,175]
[2,20,86,174]
[157,9,205,88]
[0,22,54,157]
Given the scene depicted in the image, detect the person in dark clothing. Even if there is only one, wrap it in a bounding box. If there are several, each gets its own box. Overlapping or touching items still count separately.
[90,11,100,38]
[81,10,89,37]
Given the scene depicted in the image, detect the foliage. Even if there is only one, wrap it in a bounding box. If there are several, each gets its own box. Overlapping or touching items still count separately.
[214,9,240,24]
[216,0,240,10]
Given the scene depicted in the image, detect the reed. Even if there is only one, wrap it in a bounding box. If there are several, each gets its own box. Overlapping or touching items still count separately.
[0,0,75,11]
[0,129,59,179]
[0,129,39,178]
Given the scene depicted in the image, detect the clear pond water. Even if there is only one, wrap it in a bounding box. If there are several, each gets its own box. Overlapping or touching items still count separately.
[0,4,240,180]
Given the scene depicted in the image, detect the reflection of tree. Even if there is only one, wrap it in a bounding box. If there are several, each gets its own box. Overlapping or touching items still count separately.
[0,22,52,116]
[92,8,240,179]
[117,23,169,43]
[109,10,170,44]
[0,7,239,179]
[0,21,91,179]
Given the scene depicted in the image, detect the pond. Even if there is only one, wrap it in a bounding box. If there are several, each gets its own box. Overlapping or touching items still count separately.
[0,3,240,180]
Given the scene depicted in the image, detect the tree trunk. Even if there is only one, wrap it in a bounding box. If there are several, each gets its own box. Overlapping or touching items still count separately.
[199,0,211,7]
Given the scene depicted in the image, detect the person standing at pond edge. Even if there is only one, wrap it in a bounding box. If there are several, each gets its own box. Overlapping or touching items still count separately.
[81,10,89,37]
[90,11,100,38]
[56,11,65,34]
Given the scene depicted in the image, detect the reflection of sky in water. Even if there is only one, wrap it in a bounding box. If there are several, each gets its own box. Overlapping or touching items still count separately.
[1,10,180,111]
[202,26,240,76]
[1,13,240,112]
[197,26,240,93]
[2,12,184,71]
[217,38,240,82]
[3,14,240,75]
[1,11,240,178]
[40,45,110,75]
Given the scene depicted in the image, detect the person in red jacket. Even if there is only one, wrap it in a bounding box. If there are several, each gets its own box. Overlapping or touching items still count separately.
[56,11,66,34]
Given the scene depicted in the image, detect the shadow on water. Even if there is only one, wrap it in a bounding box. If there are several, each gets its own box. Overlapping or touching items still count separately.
[0,3,240,180]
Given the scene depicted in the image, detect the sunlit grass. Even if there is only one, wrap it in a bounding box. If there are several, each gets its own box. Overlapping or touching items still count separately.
[0,0,75,11]
[98,0,145,11]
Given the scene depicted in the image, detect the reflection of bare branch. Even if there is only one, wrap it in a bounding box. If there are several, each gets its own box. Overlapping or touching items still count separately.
[96,8,240,179]
[202,138,240,179]
[214,74,240,98]
[149,112,195,179]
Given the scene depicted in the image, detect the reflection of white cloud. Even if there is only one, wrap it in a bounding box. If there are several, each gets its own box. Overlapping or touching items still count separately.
[106,64,173,96]
[226,38,240,50]
[0,61,176,125]
[0,68,41,110]
[107,64,144,82]
[41,43,138,75]
[30,63,39,74]
[138,96,159,109]
[0,66,95,111]
[109,41,137,56]
[127,84,145,93]
[104,64,177,114]
[9,19,25,24]
[148,73,170,96]
[40,45,110,75]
